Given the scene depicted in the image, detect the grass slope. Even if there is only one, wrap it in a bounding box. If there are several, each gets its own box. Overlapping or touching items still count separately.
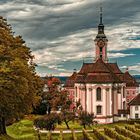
[7,119,38,140]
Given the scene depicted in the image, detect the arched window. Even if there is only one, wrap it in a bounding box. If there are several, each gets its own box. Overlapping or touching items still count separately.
[96,87,101,101]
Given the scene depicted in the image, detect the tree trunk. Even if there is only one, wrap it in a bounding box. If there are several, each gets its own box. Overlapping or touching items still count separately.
[65,121,70,129]
[84,124,86,129]
[0,117,6,135]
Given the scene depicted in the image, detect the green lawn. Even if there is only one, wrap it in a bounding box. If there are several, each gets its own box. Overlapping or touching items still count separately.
[6,118,92,139]
[56,120,83,130]
[5,116,130,140]
[0,135,15,140]
[7,119,38,140]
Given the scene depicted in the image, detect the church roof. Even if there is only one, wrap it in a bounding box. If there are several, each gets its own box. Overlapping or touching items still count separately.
[75,59,121,84]
[128,94,140,106]
[108,63,122,74]
[123,71,139,87]
[64,59,139,87]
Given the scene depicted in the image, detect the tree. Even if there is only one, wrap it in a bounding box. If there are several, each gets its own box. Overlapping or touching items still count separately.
[60,111,75,129]
[79,111,95,129]
[43,76,63,113]
[0,17,43,135]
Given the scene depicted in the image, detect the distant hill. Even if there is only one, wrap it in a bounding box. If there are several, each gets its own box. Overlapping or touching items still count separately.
[41,75,140,84]
[41,76,69,84]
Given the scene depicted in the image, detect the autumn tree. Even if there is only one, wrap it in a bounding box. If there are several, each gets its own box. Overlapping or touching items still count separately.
[0,17,43,135]
[43,76,62,113]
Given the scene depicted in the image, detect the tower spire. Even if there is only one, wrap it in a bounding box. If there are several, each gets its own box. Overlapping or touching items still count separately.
[100,6,103,24]
[94,6,108,63]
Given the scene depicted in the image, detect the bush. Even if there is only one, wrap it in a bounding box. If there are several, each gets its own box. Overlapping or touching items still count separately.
[34,113,61,130]
[93,128,111,140]
[104,127,131,140]
[125,125,140,135]
[115,125,140,140]
[83,129,94,140]
[134,123,140,129]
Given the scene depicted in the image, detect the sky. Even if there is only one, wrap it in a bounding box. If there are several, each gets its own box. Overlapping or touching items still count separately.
[0,0,140,76]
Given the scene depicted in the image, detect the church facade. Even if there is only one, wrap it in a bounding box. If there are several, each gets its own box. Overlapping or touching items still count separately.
[65,9,139,124]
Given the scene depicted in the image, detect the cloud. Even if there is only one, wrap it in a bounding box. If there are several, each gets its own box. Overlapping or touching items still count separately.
[33,28,94,66]
[0,0,140,75]
[120,63,140,75]
[108,53,135,58]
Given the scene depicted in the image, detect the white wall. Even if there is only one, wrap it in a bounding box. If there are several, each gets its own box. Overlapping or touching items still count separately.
[130,106,140,119]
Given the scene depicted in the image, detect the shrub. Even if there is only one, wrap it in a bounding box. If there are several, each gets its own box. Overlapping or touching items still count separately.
[125,125,140,135]
[34,113,61,130]
[134,123,140,129]
[83,129,94,140]
[115,125,140,140]
[93,128,111,140]
[104,127,131,140]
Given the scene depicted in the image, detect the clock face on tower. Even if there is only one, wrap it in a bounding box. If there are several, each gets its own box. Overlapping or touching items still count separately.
[97,40,105,48]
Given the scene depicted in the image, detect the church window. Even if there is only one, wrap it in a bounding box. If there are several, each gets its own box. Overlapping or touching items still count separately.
[135,113,139,119]
[96,87,101,101]
[96,105,102,115]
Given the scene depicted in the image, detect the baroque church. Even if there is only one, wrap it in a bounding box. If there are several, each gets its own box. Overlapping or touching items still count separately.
[65,8,139,124]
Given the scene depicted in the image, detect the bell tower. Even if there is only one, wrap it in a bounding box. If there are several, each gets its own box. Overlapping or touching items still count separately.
[94,7,108,63]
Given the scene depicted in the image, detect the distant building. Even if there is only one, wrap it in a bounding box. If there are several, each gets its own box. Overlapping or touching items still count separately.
[65,8,139,124]
[129,94,140,119]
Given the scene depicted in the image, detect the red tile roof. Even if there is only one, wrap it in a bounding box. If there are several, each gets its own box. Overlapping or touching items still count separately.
[128,94,140,105]
[76,59,121,83]
[108,63,122,74]
[65,59,138,87]
[123,71,139,87]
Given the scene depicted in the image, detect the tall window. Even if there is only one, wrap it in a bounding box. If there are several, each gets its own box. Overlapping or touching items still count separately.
[96,105,102,115]
[96,87,101,101]
[135,113,139,119]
